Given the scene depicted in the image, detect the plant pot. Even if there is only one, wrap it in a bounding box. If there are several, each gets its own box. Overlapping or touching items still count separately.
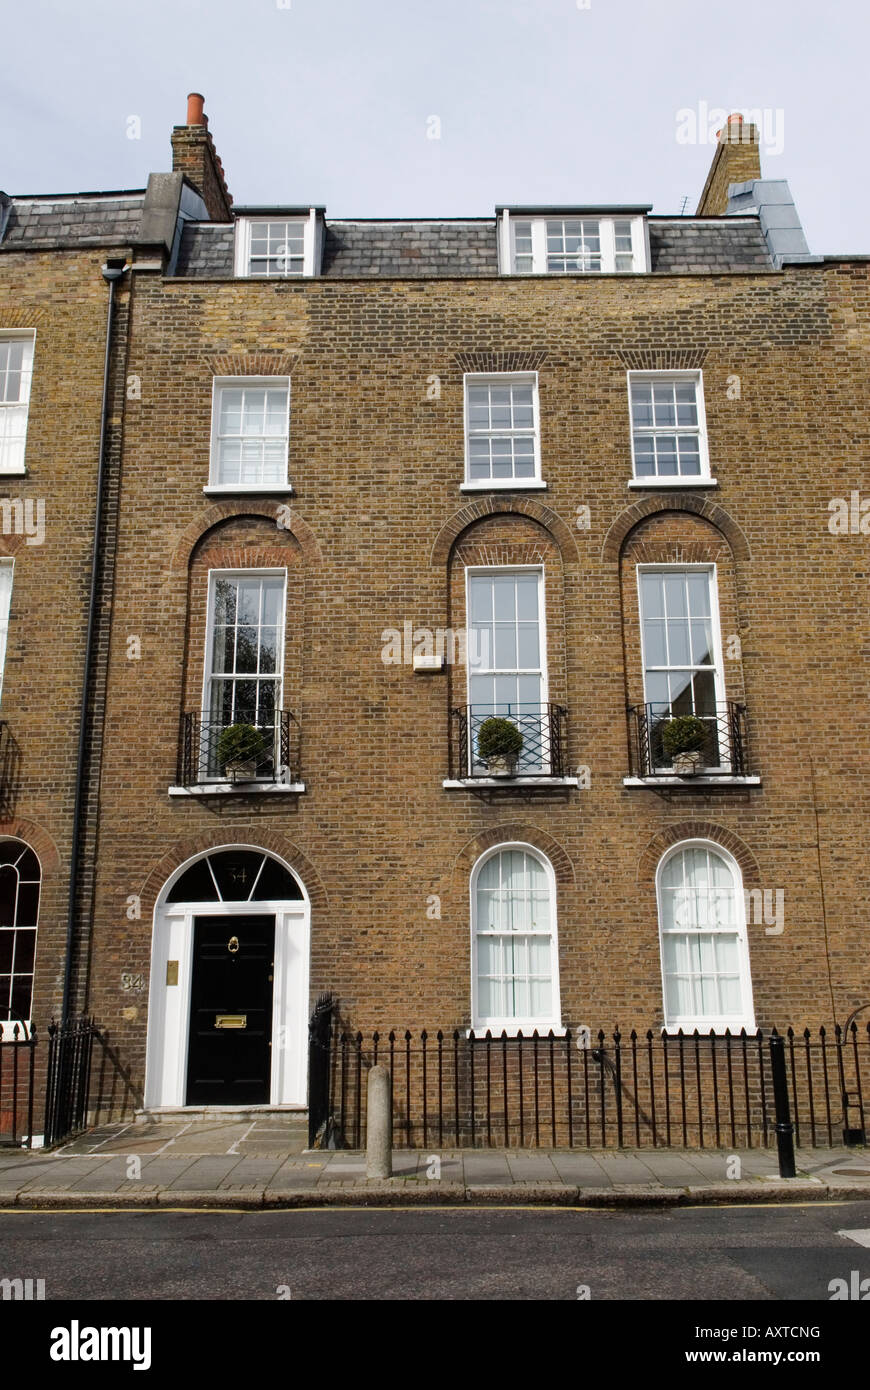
[486,754,518,778]
[224,758,258,783]
[672,750,702,776]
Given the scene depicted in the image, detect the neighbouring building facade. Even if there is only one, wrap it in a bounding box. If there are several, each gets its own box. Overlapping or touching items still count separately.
[1,96,868,1123]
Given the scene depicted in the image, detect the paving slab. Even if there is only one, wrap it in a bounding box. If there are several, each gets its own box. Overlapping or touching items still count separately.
[166,1157,245,1189]
[550,1154,612,1185]
[506,1154,560,1181]
[463,1154,513,1184]
[17,1159,117,1189]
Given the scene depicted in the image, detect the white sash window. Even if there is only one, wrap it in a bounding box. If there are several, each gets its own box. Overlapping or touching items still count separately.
[657,843,755,1031]
[0,336,34,475]
[472,847,560,1031]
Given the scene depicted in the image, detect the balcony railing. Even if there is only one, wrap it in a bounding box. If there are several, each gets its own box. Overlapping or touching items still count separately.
[179,711,297,787]
[628,701,749,779]
[451,704,568,780]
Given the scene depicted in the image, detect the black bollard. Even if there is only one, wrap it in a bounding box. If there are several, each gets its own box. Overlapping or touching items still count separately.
[769,1032,796,1178]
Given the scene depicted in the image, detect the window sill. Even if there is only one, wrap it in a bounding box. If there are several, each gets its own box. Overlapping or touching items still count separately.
[622,775,761,788]
[467,1025,567,1039]
[168,781,306,797]
[627,478,717,490]
[444,776,579,789]
[0,467,27,478]
[460,480,548,492]
[203,485,294,497]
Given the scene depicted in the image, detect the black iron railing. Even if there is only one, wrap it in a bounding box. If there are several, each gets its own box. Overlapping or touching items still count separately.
[451,704,568,779]
[323,1022,869,1151]
[0,1022,37,1147]
[44,1016,98,1147]
[628,701,749,779]
[179,711,297,787]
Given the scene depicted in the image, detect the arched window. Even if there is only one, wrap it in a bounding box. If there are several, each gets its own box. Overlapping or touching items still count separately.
[166,848,303,903]
[471,845,560,1032]
[657,841,754,1031]
[0,838,41,1021]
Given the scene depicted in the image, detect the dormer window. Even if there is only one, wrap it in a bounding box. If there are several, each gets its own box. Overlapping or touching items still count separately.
[499,212,647,274]
[235,210,321,278]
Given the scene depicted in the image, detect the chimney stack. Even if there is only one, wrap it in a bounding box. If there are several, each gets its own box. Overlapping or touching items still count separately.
[696,113,762,216]
[171,92,233,222]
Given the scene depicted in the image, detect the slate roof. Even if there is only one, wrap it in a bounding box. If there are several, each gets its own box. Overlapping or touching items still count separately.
[0,194,145,249]
[321,220,498,276]
[175,215,774,278]
[1,193,776,275]
[174,222,234,275]
[648,218,772,272]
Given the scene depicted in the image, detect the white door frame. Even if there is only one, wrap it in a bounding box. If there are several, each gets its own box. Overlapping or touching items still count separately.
[144,849,310,1109]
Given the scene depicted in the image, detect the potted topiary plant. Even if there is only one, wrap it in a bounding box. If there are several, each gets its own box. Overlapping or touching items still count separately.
[216,722,267,782]
[476,716,524,777]
[660,714,708,776]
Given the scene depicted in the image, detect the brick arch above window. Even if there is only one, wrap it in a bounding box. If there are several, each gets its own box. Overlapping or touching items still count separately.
[137,832,328,920]
[616,348,708,371]
[452,824,575,888]
[453,350,549,373]
[431,497,578,567]
[204,352,301,378]
[636,823,760,887]
[0,308,48,329]
[602,496,751,563]
[0,819,59,872]
[169,501,322,574]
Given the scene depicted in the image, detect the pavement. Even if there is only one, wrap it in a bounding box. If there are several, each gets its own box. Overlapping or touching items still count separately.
[0,1114,868,1208]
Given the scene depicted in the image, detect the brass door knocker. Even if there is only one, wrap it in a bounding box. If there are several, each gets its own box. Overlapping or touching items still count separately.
[227,936,240,954]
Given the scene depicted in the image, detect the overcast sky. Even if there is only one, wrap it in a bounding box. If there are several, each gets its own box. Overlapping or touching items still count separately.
[1,0,865,254]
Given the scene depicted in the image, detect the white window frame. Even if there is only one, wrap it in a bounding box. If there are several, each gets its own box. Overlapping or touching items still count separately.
[200,568,287,784]
[498,212,647,275]
[205,377,292,495]
[470,842,563,1036]
[0,559,13,708]
[627,370,712,488]
[462,372,544,490]
[464,565,551,776]
[0,835,40,1039]
[656,839,756,1034]
[636,563,731,773]
[0,332,35,476]
[234,211,318,278]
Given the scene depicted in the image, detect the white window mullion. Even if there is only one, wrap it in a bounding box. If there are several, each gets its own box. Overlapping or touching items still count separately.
[599,218,616,273]
[531,220,548,274]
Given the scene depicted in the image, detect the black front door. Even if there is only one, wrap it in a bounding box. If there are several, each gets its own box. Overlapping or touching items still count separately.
[186,915,275,1105]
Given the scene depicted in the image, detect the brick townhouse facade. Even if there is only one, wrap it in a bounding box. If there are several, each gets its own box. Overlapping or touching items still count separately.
[1,96,868,1121]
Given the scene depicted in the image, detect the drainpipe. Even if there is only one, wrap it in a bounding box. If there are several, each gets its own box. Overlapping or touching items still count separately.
[61,257,128,1022]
